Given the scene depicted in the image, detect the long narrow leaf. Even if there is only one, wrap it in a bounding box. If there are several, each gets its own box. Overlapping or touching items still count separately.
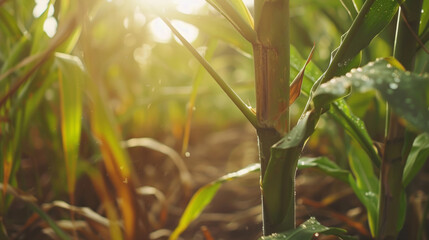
[0,183,71,240]
[322,0,399,82]
[403,133,429,186]
[56,53,83,200]
[348,143,379,236]
[330,100,381,168]
[169,164,260,240]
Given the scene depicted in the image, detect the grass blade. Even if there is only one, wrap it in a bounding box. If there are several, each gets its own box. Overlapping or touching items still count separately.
[169,164,260,240]
[348,143,379,236]
[122,137,192,193]
[55,53,83,202]
[403,133,429,186]
[0,183,71,240]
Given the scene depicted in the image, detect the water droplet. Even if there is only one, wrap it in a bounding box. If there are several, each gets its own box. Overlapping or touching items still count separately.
[185,152,191,157]
[357,68,363,72]
[301,224,307,228]
[365,191,376,197]
[386,63,392,68]
[337,62,343,67]
[346,72,352,77]
[389,83,398,89]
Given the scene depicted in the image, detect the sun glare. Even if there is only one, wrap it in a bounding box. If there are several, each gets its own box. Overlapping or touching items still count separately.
[33,0,57,38]
[137,0,205,44]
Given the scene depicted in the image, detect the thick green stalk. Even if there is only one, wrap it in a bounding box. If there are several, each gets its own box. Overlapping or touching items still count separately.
[377,1,422,239]
[254,0,291,236]
[253,0,290,134]
[256,127,282,235]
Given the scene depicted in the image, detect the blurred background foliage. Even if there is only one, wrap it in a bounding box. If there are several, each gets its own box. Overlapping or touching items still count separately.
[1,0,428,239]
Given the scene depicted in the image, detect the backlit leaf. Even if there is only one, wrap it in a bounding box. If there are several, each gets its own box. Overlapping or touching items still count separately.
[169,164,260,240]
[55,53,84,198]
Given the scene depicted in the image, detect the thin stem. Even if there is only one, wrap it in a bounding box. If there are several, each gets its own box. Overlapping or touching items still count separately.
[160,16,259,129]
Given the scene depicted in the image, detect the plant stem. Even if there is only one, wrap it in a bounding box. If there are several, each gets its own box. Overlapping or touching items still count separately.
[160,16,259,128]
[257,127,282,235]
[378,1,422,239]
[253,0,290,134]
[254,0,291,235]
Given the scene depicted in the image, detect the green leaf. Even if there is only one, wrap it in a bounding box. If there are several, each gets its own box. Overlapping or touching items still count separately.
[330,58,429,133]
[0,7,22,39]
[323,0,399,81]
[348,143,379,236]
[419,0,429,35]
[262,111,319,232]
[55,53,84,197]
[329,100,381,168]
[169,164,260,240]
[260,217,356,240]
[312,76,351,110]
[298,156,351,183]
[403,133,429,186]
[206,0,256,43]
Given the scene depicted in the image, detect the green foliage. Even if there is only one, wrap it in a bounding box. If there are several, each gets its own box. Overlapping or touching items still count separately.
[259,217,356,240]
[1,0,429,239]
[169,164,260,240]
[56,53,83,198]
[326,58,429,133]
[403,133,429,186]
